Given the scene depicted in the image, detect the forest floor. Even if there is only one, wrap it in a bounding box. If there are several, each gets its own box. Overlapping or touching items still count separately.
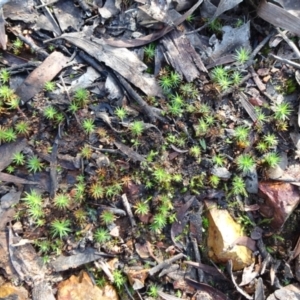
[1,0,300,299]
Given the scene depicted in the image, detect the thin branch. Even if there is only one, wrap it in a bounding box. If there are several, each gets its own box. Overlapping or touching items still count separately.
[276,27,300,60]
[148,253,186,276]
[270,53,300,69]
[35,0,60,9]
[121,193,136,227]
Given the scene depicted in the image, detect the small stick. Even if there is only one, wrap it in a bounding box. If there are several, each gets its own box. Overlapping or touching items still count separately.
[249,65,266,92]
[191,237,204,282]
[276,27,300,60]
[121,193,136,227]
[95,260,114,282]
[7,61,40,72]
[148,253,186,276]
[12,33,49,60]
[35,0,60,9]
[246,29,276,66]
[186,23,208,35]
[270,53,300,69]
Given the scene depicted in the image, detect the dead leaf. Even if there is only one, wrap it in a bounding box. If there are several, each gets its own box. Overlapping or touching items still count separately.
[239,263,259,286]
[8,225,45,282]
[0,282,28,300]
[171,196,195,249]
[267,283,300,299]
[158,291,184,300]
[102,0,203,48]
[57,271,119,300]
[254,277,264,300]
[53,0,83,32]
[51,248,102,272]
[59,32,162,97]
[32,281,55,300]
[3,0,38,23]
[98,0,120,19]
[138,2,174,26]
[258,181,300,230]
[127,268,148,290]
[0,138,27,171]
[184,261,228,280]
[209,22,251,64]
[213,0,243,19]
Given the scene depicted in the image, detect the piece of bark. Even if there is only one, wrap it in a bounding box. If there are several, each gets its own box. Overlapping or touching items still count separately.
[8,226,45,282]
[161,30,207,82]
[15,51,69,104]
[51,248,103,272]
[0,172,38,184]
[171,196,195,249]
[257,0,300,36]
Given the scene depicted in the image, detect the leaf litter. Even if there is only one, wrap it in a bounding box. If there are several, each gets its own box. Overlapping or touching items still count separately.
[1,0,300,299]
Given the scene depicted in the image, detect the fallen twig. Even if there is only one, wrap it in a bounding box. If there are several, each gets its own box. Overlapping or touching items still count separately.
[121,193,136,227]
[270,53,300,69]
[113,71,167,123]
[148,253,186,276]
[276,28,300,60]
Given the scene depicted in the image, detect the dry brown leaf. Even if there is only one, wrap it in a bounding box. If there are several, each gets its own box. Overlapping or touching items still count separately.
[57,271,119,300]
[258,181,300,230]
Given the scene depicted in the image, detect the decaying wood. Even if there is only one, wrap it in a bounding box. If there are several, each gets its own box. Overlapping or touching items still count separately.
[161,29,207,82]
[113,71,167,123]
[15,51,69,104]
[257,0,300,36]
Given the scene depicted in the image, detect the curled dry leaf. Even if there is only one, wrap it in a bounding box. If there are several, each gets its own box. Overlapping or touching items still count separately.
[258,181,300,231]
